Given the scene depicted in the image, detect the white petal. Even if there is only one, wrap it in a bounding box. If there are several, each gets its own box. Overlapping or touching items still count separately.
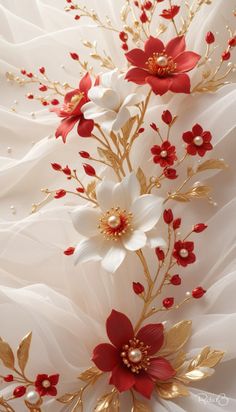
[112,107,130,131]
[146,228,166,249]
[82,102,110,120]
[71,207,100,237]
[88,86,120,110]
[101,243,126,273]
[100,69,118,88]
[74,237,101,265]
[96,180,115,211]
[122,92,144,107]
[112,172,140,210]
[131,194,163,232]
[122,230,147,251]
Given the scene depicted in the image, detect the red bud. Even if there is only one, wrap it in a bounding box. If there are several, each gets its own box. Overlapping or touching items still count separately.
[144,1,152,10]
[222,51,231,61]
[27,93,34,99]
[79,151,90,159]
[13,386,26,398]
[164,167,178,179]
[64,247,75,256]
[39,85,47,92]
[193,223,208,233]
[21,69,26,75]
[228,37,236,47]
[62,165,71,176]
[54,189,66,199]
[163,209,173,224]
[192,286,206,299]
[140,11,148,22]
[119,31,128,42]
[75,14,80,20]
[173,218,181,230]
[163,297,174,309]
[51,163,62,171]
[161,110,172,125]
[155,247,165,261]
[51,99,59,105]
[122,43,129,51]
[76,187,85,193]
[138,127,145,133]
[205,31,215,44]
[70,52,79,60]
[133,282,145,295]
[4,374,14,382]
[83,163,96,176]
[170,274,181,285]
[39,66,45,74]
[150,122,158,132]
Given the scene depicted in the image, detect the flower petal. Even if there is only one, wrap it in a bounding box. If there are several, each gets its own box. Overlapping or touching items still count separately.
[147,357,176,380]
[182,131,194,143]
[48,386,57,396]
[131,194,163,232]
[112,106,131,131]
[192,123,203,135]
[92,343,120,371]
[174,51,200,72]
[133,372,154,399]
[166,35,186,58]
[49,374,59,385]
[146,229,166,249]
[101,243,126,273]
[125,68,149,85]
[79,72,92,94]
[96,180,115,211]
[55,117,78,143]
[136,323,164,355]
[106,310,134,349]
[110,364,135,392]
[146,76,172,95]
[74,237,102,266]
[122,230,147,251]
[77,117,94,137]
[71,206,100,237]
[88,86,120,111]
[169,73,190,94]
[144,36,164,56]
[125,49,148,68]
[112,172,140,210]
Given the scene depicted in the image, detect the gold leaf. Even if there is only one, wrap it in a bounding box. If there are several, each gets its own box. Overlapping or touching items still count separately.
[87,181,97,200]
[196,159,228,173]
[200,349,225,368]
[183,368,212,381]
[57,392,78,404]
[188,346,211,369]
[187,167,194,177]
[171,350,186,370]
[169,193,190,202]
[156,381,190,399]
[17,332,32,373]
[0,340,15,369]
[161,321,192,355]
[122,116,137,140]
[132,399,152,411]
[94,390,119,411]
[79,366,102,384]
[72,397,82,412]
[187,185,211,198]
[136,167,147,195]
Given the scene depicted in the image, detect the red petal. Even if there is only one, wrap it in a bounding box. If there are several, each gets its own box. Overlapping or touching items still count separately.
[35,374,47,386]
[49,374,59,385]
[184,241,194,251]
[144,36,164,57]
[106,310,134,349]
[146,76,172,95]
[166,35,186,58]
[197,148,206,157]
[125,49,148,68]
[202,131,212,142]
[136,323,164,355]
[162,141,171,150]
[133,372,154,399]
[187,144,197,155]
[110,364,135,392]
[55,117,78,143]
[77,117,94,137]
[192,123,203,136]
[170,73,190,94]
[92,343,120,371]
[47,386,57,396]
[151,145,161,155]
[125,68,149,84]
[203,142,213,150]
[182,131,194,143]
[148,357,176,380]
[174,51,200,72]
[79,72,92,94]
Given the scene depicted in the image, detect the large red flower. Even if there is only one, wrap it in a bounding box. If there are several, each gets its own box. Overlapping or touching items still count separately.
[125,36,200,95]
[92,310,175,399]
[35,374,59,396]
[173,240,196,267]
[182,123,213,156]
[151,141,177,167]
[52,73,94,143]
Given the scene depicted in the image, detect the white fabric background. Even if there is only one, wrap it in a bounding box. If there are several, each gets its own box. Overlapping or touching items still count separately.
[0,0,236,411]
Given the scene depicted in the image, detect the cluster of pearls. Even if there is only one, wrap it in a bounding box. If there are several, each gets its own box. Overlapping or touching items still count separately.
[98,207,133,240]
[146,52,176,77]
[121,338,150,374]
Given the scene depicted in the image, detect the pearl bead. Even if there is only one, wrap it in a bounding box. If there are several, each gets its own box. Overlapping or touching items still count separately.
[185,291,191,297]
[42,379,51,388]
[7,147,12,154]
[25,390,40,404]
[128,348,142,363]
[156,56,168,67]
[193,136,203,146]
[160,150,168,158]
[179,248,189,258]
[107,215,121,228]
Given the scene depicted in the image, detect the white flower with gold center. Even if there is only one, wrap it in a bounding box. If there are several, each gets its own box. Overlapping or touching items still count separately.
[81,69,145,132]
[71,173,165,273]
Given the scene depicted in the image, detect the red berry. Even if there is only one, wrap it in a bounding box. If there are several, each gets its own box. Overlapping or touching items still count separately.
[27,93,34,99]
[164,167,178,179]
[122,43,129,51]
[228,37,236,47]
[42,101,49,106]
[162,110,172,125]
[222,51,231,61]
[205,31,215,44]
[51,99,59,106]
[39,66,45,74]
[144,1,152,10]
[21,69,26,75]
[62,165,71,176]
[155,247,165,261]
[170,274,181,285]
[163,297,174,309]
[119,31,128,42]
[79,151,90,159]
[133,282,145,295]
[140,11,148,23]
[83,163,96,176]
[13,386,26,398]
[193,223,207,233]
[39,85,47,92]
[70,52,79,60]
[163,209,173,224]
[51,163,62,171]
[4,374,14,382]
[138,127,145,133]
[27,72,33,78]
[70,5,75,9]
[192,286,206,299]
[54,189,66,199]
[75,15,80,20]
[76,187,85,193]
[64,247,75,256]
[150,122,158,132]
[173,218,181,230]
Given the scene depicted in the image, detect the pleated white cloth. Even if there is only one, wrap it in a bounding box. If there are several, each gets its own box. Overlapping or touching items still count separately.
[0,0,236,411]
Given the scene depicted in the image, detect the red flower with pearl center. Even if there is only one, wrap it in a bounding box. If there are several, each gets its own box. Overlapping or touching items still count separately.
[173,240,196,267]
[151,141,177,167]
[35,374,59,396]
[125,35,200,95]
[182,124,213,156]
[92,310,175,398]
[52,73,94,143]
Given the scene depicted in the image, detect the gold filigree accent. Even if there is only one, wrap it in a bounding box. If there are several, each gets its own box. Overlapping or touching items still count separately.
[94,389,120,411]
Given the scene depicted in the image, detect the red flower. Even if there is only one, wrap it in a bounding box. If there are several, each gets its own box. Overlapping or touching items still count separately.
[182,124,213,157]
[125,35,200,95]
[163,167,178,179]
[35,374,59,397]
[92,310,175,398]
[151,141,177,167]
[173,240,196,267]
[160,5,180,20]
[52,73,94,143]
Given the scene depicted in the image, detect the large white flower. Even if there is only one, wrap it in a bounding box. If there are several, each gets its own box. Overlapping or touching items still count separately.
[71,173,165,273]
[81,69,145,132]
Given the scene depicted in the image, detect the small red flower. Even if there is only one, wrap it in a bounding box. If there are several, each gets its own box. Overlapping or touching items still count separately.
[163,297,174,308]
[205,31,215,44]
[163,167,178,179]
[35,374,59,397]
[92,310,175,398]
[161,110,172,125]
[125,35,200,95]
[51,162,62,171]
[182,124,213,157]
[192,286,206,299]
[52,73,94,143]
[160,5,180,20]
[193,223,207,233]
[83,163,96,176]
[62,165,71,176]
[133,282,145,295]
[150,122,158,132]
[173,240,196,267]
[173,218,181,230]
[170,274,182,285]
[155,247,165,261]
[151,141,177,167]
[163,209,173,224]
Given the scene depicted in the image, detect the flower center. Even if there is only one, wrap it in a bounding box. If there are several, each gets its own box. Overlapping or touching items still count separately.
[65,92,84,113]
[121,338,150,374]
[42,380,51,389]
[146,52,176,77]
[193,136,203,146]
[160,150,168,158]
[179,248,189,258]
[98,207,133,240]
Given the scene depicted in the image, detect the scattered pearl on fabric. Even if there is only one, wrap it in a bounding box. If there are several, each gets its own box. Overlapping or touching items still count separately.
[25,390,40,404]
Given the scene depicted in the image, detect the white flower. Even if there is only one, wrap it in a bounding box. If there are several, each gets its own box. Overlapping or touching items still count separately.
[81,69,145,132]
[71,173,165,273]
